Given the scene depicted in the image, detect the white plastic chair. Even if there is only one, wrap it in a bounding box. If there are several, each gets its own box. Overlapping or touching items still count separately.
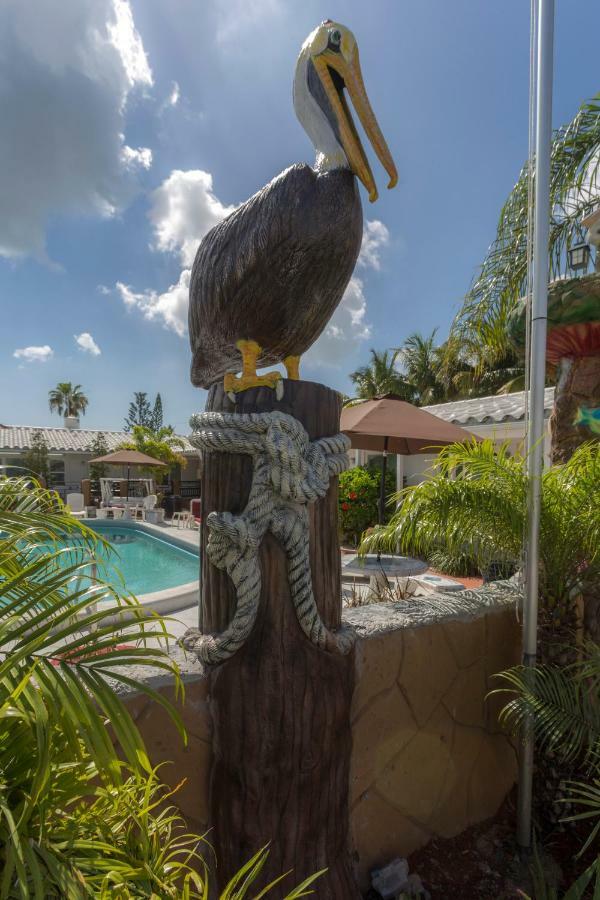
[141,495,157,520]
[66,492,86,519]
[111,507,125,520]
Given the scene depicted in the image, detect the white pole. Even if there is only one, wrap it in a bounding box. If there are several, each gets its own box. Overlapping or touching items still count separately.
[518,0,554,852]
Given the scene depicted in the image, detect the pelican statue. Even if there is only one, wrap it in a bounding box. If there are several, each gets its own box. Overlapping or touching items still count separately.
[189,20,397,394]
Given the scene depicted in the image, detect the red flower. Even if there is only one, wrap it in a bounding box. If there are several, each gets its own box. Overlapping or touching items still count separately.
[348,491,357,500]
[341,502,350,511]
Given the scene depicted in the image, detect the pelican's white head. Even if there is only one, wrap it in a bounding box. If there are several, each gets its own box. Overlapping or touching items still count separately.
[293,20,397,203]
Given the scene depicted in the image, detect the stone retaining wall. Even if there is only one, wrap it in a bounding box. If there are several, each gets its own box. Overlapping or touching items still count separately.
[123,583,521,888]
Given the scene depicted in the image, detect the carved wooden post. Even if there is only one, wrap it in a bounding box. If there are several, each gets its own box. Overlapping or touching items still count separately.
[185,380,359,897]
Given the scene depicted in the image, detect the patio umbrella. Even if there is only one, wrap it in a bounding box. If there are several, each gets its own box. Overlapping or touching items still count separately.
[88,449,167,499]
[340,394,478,525]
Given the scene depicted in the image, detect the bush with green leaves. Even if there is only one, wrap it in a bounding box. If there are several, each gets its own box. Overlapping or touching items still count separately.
[361,440,600,645]
[496,642,600,898]
[0,476,322,898]
[338,465,394,546]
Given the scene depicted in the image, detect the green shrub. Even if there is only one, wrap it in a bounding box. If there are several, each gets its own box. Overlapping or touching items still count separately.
[338,466,394,546]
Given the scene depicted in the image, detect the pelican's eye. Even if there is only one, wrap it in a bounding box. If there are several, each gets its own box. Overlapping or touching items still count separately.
[328,29,341,51]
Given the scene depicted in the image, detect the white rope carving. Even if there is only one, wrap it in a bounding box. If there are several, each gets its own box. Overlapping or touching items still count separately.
[182,410,355,665]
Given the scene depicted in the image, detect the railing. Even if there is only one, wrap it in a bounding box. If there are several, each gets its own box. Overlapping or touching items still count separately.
[180,480,201,499]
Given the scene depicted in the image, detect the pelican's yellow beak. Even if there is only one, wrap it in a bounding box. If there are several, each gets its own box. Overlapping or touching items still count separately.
[312,26,397,203]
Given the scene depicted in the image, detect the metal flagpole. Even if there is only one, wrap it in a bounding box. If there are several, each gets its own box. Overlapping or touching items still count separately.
[517,0,555,853]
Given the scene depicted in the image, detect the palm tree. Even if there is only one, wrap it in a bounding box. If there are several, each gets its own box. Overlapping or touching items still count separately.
[119,424,187,473]
[452,91,600,362]
[361,440,600,648]
[48,381,89,418]
[347,348,415,405]
[396,330,444,405]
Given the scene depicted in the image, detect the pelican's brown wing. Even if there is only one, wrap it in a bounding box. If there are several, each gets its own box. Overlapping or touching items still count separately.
[189,163,362,387]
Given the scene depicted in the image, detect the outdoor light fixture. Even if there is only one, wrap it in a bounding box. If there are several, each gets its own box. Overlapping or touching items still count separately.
[567,242,590,272]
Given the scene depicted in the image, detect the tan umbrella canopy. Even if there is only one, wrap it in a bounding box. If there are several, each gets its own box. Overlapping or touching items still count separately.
[341,394,478,524]
[89,449,167,467]
[89,449,167,499]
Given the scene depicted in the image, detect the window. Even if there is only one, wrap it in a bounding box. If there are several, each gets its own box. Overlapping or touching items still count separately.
[48,458,65,487]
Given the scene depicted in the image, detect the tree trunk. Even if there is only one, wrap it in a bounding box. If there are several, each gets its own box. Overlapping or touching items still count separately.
[550,354,600,465]
[200,380,359,898]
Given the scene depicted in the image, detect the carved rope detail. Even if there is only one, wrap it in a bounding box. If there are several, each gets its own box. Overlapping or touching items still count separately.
[182,410,355,665]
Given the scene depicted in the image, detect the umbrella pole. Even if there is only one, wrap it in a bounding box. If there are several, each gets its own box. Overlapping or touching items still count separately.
[126,464,130,500]
[378,437,389,561]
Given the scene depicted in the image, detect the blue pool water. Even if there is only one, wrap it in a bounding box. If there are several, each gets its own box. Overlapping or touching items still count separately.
[82,524,199,596]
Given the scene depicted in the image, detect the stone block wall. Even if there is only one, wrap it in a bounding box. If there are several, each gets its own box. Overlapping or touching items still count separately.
[123,584,521,888]
[344,594,520,887]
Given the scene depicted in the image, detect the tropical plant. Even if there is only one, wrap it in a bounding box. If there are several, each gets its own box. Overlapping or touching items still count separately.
[48,382,89,418]
[338,466,394,545]
[0,475,324,898]
[452,92,600,363]
[0,474,189,893]
[396,330,444,405]
[22,430,49,485]
[119,424,186,475]
[360,440,600,647]
[346,349,414,405]
[151,392,164,433]
[495,642,600,898]
[88,431,109,481]
[124,391,153,431]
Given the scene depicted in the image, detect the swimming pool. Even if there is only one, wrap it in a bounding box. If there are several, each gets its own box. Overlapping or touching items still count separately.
[84,523,199,596]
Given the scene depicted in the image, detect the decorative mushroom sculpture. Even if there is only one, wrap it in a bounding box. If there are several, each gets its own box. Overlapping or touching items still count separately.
[508,270,600,463]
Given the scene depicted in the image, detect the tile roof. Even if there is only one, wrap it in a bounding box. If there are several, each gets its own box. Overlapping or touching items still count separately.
[422,387,555,426]
[0,425,196,454]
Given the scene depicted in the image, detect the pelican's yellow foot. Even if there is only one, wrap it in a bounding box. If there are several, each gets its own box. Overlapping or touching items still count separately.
[284,355,301,380]
[223,339,283,394]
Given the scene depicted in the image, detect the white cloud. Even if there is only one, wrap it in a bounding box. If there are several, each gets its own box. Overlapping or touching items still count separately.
[107,0,152,90]
[168,81,180,107]
[0,0,153,259]
[116,269,190,337]
[149,169,236,267]
[13,345,54,363]
[121,144,152,170]
[97,284,112,295]
[74,332,101,356]
[358,219,390,270]
[306,277,372,368]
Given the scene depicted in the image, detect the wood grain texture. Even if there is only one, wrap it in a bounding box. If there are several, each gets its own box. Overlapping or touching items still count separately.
[200,380,359,897]
[188,165,362,388]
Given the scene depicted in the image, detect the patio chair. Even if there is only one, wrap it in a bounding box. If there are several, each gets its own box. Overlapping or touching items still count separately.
[172,510,192,529]
[141,495,157,521]
[66,492,86,519]
[111,507,125,520]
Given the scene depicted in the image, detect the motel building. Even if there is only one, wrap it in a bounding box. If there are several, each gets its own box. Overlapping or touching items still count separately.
[0,416,200,502]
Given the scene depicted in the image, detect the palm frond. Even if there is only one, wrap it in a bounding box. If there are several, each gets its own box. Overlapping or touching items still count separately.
[453,93,600,359]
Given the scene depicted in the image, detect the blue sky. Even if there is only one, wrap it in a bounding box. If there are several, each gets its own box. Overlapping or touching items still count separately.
[1,0,599,434]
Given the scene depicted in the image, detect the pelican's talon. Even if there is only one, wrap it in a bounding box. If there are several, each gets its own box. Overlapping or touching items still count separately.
[223,340,283,394]
[284,355,301,381]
